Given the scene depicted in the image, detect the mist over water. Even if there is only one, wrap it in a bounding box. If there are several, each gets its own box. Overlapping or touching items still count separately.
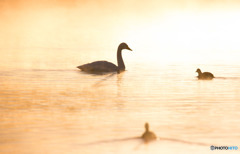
[1,0,240,50]
[1,0,240,68]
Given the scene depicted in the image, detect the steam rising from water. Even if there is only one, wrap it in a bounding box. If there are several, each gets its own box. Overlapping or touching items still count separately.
[0,0,240,65]
[1,0,240,48]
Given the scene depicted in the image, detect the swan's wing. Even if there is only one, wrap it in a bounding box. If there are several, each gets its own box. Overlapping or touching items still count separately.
[77,61,118,72]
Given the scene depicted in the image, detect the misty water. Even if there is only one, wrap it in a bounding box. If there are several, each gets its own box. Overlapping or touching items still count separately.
[0,47,240,154]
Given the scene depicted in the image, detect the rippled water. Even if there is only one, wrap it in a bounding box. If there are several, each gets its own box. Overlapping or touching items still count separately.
[0,48,240,154]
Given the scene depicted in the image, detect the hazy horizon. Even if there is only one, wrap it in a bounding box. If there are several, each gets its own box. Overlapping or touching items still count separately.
[0,0,240,64]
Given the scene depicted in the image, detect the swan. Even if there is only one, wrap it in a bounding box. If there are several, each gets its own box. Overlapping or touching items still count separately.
[77,42,132,73]
[196,68,214,80]
[141,123,157,143]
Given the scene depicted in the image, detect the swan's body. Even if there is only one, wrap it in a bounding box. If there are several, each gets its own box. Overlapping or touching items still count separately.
[77,43,132,73]
[78,61,118,73]
[141,123,157,143]
[196,68,214,80]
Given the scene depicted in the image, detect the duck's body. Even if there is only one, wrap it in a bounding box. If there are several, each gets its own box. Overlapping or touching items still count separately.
[77,43,132,74]
[196,68,214,80]
[141,123,157,143]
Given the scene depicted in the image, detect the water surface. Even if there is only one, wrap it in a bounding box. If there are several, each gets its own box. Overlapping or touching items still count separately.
[0,48,240,154]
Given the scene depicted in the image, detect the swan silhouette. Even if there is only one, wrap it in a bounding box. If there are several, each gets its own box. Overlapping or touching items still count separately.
[141,123,157,143]
[77,43,132,74]
[196,68,214,80]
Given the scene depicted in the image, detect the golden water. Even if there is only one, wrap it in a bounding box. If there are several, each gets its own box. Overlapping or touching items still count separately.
[0,48,240,154]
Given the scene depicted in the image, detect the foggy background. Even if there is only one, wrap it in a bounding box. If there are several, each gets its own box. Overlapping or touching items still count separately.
[0,0,240,66]
[0,0,240,47]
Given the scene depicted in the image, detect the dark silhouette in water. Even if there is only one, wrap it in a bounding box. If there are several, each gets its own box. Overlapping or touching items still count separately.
[77,43,132,74]
[141,123,157,143]
[196,68,214,80]
[80,122,210,147]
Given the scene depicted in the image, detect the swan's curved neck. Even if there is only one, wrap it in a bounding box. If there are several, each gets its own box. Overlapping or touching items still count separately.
[117,46,125,71]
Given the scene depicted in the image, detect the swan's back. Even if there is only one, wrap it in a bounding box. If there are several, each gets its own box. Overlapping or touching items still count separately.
[77,61,118,73]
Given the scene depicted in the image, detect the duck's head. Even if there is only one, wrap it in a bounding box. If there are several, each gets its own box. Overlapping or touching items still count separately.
[145,122,149,131]
[119,42,132,51]
[196,68,201,73]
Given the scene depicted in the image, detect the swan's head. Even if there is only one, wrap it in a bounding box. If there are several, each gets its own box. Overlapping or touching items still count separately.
[196,68,201,73]
[119,42,132,51]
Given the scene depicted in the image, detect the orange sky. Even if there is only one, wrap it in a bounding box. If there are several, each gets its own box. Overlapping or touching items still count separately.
[0,0,240,58]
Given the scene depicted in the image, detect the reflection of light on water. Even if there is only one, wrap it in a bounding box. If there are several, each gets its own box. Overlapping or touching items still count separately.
[1,63,240,153]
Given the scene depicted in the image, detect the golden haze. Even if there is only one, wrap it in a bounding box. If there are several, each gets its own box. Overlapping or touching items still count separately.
[0,0,240,64]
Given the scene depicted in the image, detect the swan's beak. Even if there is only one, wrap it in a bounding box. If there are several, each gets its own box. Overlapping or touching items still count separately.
[127,47,132,51]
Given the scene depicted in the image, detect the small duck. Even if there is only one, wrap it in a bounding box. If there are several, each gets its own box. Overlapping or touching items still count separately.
[196,68,214,80]
[141,123,157,143]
